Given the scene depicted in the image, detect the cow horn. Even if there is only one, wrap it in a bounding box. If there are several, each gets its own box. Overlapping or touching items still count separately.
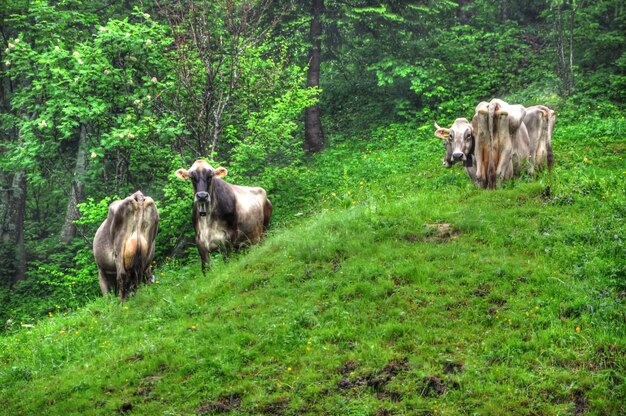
[434,121,443,130]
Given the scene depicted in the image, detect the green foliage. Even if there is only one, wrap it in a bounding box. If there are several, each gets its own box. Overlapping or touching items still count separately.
[3,7,183,192]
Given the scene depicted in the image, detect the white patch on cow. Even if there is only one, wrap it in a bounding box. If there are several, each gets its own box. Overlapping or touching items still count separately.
[196,215,229,251]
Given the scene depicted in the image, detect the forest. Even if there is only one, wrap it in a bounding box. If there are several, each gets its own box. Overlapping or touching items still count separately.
[0,0,625,414]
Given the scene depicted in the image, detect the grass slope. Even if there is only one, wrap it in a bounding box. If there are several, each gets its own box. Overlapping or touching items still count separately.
[1,116,625,415]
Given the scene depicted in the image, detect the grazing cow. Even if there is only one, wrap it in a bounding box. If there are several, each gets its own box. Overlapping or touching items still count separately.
[93,191,159,302]
[523,105,556,172]
[473,99,531,189]
[175,160,272,273]
[434,118,477,183]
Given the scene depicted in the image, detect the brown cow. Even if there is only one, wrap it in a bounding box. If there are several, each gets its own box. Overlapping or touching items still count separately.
[473,99,531,189]
[523,105,556,172]
[175,160,272,273]
[93,191,159,302]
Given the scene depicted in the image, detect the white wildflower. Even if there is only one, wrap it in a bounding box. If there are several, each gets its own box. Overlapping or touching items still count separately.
[151,77,157,83]
[145,39,152,45]
[90,152,97,158]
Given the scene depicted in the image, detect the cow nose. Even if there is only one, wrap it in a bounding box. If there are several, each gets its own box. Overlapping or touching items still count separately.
[452,151,464,160]
[196,191,209,201]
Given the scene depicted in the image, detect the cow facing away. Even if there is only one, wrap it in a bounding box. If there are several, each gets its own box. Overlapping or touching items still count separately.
[473,99,531,189]
[523,105,556,172]
[93,191,159,302]
[175,160,272,273]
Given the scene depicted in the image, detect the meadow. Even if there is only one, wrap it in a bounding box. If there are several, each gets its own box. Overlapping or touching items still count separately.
[1,111,624,415]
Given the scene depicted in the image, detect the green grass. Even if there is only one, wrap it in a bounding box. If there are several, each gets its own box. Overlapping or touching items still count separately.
[1,115,625,415]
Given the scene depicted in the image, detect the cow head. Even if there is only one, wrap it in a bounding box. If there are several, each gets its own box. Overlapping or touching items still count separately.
[175,160,228,217]
[434,118,474,168]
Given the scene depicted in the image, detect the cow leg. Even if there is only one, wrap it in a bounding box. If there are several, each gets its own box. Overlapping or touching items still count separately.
[98,268,111,296]
[144,266,155,284]
[117,271,128,303]
[198,246,210,275]
[475,109,490,189]
[495,110,513,185]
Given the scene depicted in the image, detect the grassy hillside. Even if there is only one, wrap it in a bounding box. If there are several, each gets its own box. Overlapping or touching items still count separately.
[1,114,625,415]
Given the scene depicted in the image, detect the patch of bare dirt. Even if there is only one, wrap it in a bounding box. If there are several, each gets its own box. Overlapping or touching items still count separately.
[258,396,290,415]
[573,389,588,416]
[419,376,448,397]
[337,358,411,393]
[424,223,459,242]
[197,393,242,415]
[118,402,133,414]
[442,361,463,375]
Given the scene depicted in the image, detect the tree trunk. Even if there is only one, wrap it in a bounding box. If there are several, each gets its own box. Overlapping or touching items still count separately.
[567,1,577,94]
[0,171,28,283]
[60,124,88,244]
[304,0,324,154]
[501,0,508,21]
[12,172,27,282]
[456,0,470,24]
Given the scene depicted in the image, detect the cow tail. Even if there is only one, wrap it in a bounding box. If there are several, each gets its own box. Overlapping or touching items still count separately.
[263,199,273,232]
[131,199,145,293]
[546,141,554,172]
[487,102,497,189]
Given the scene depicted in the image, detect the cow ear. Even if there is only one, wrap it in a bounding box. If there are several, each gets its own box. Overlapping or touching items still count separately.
[175,169,190,180]
[215,167,228,178]
[435,128,450,139]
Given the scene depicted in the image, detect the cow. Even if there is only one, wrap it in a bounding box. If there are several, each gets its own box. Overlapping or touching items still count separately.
[175,160,272,273]
[472,99,531,189]
[523,105,556,172]
[93,190,159,302]
[434,117,477,184]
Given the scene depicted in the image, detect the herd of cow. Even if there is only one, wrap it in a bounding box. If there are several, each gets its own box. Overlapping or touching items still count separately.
[434,98,555,189]
[93,98,555,302]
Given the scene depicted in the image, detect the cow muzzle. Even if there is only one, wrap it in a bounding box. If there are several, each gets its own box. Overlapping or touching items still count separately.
[195,192,210,217]
[452,151,465,161]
